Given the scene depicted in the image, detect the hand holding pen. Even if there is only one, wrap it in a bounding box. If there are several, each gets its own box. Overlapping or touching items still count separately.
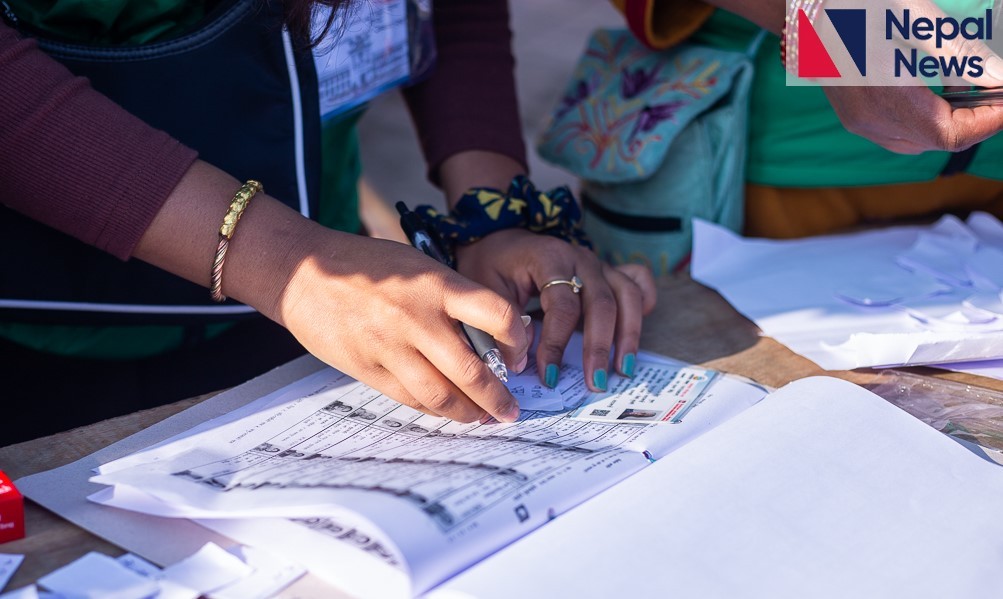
[397,202,516,385]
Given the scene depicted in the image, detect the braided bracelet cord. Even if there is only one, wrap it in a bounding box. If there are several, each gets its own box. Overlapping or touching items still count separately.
[210,180,263,302]
[414,175,592,262]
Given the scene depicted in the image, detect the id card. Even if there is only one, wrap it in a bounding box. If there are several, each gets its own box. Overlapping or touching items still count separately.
[312,0,431,120]
[569,365,720,424]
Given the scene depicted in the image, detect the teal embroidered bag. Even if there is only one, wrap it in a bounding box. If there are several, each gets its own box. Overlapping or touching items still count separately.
[537,28,761,275]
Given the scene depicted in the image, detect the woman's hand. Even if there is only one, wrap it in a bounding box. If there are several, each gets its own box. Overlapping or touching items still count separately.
[823,85,1003,154]
[455,229,657,392]
[273,229,531,423]
[135,163,528,424]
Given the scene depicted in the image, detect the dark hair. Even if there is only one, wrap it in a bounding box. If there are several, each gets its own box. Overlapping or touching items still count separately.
[283,0,349,47]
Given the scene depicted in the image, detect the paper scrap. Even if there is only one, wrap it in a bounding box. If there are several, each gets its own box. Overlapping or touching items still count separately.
[115,554,162,580]
[158,543,252,599]
[0,585,37,599]
[834,271,949,306]
[968,211,1003,247]
[965,246,1003,291]
[692,214,1003,370]
[895,291,999,331]
[896,232,974,286]
[209,545,305,599]
[38,552,158,599]
[0,554,24,593]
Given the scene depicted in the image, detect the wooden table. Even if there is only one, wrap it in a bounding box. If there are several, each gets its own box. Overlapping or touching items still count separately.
[2,274,1002,591]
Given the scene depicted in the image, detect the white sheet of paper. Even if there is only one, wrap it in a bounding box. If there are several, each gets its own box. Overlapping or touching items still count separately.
[208,545,305,599]
[692,215,1003,370]
[429,377,1003,599]
[896,230,976,286]
[198,517,404,599]
[0,586,37,599]
[38,552,159,599]
[157,543,251,599]
[115,554,162,580]
[0,554,24,593]
[938,358,1003,381]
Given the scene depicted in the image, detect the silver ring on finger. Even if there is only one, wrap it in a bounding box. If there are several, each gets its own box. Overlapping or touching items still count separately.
[540,275,583,295]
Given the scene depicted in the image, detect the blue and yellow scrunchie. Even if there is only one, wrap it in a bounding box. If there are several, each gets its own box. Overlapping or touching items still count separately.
[416,176,593,259]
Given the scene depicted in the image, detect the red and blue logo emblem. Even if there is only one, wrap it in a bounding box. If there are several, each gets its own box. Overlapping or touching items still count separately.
[798,8,867,78]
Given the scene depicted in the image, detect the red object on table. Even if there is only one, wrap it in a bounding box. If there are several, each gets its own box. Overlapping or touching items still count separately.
[0,470,24,543]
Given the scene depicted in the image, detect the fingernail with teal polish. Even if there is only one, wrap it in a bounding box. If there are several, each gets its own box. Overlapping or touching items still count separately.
[622,353,636,378]
[593,369,608,391]
[545,364,559,388]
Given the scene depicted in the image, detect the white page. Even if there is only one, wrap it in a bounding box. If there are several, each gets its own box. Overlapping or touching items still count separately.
[115,554,162,580]
[92,486,408,599]
[430,377,1003,599]
[209,545,305,599]
[0,586,38,599]
[0,555,23,593]
[937,358,1003,381]
[157,543,251,599]
[38,552,159,599]
[692,217,1003,370]
[199,517,403,599]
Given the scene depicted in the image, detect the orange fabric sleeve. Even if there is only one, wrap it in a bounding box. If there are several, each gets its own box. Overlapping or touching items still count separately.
[609,0,716,50]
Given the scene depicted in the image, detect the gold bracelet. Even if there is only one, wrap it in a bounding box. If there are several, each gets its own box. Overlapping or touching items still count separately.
[210,180,263,302]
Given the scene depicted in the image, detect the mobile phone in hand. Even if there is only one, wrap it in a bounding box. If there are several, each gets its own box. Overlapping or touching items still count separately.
[940,88,1003,108]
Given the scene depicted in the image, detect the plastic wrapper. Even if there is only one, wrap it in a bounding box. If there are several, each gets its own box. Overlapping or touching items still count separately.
[866,370,1003,453]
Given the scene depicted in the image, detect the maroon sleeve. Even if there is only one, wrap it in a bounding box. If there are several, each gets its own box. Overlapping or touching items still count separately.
[0,22,198,261]
[402,0,527,184]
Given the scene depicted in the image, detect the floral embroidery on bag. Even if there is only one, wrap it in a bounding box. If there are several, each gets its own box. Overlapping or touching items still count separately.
[539,30,725,179]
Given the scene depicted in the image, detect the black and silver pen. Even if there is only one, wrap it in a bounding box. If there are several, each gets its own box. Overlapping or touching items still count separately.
[396,202,509,383]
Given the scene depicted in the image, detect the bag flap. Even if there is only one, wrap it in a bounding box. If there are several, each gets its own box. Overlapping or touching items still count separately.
[537,28,752,184]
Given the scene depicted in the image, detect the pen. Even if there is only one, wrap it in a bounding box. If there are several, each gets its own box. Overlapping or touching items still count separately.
[396,202,509,383]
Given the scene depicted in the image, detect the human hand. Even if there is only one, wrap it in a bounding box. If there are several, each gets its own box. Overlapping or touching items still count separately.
[275,228,529,423]
[813,0,1003,154]
[823,85,1003,154]
[455,229,657,392]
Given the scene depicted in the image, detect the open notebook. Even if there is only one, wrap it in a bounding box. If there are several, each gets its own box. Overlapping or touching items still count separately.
[81,341,765,598]
[16,338,1003,598]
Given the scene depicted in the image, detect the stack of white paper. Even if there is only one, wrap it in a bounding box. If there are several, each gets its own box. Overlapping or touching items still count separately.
[692,213,1003,372]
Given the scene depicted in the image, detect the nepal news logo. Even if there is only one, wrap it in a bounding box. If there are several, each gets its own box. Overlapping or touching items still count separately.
[797,8,993,80]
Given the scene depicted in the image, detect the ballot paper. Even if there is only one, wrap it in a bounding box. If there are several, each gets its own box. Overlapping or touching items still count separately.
[692,213,1003,370]
[83,335,765,598]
